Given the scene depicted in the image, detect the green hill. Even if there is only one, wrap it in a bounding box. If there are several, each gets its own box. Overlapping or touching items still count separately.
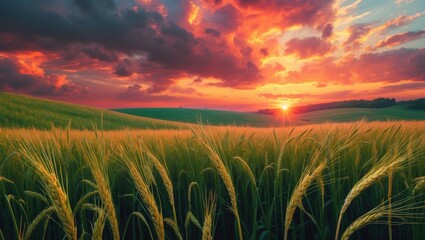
[296,105,425,123]
[113,105,425,126]
[0,92,183,130]
[112,108,282,127]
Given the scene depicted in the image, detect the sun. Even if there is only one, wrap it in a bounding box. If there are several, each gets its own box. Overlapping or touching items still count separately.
[281,105,289,111]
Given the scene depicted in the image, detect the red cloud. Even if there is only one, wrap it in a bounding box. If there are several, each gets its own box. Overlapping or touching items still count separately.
[288,48,425,84]
[0,56,86,96]
[285,37,332,59]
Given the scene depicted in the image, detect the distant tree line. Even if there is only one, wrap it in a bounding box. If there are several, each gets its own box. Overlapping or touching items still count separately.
[256,97,425,115]
[398,98,425,110]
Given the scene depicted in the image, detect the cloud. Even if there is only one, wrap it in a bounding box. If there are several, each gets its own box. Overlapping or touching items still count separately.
[322,23,333,38]
[233,0,335,27]
[0,56,85,95]
[258,93,311,100]
[82,47,118,62]
[74,0,116,13]
[381,82,425,91]
[285,37,332,59]
[315,82,328,88]
[288,48,425,84]
[395,0,415,4]
[0,0,264,89]
[372,31,425,50]
[114,59,133,77]
[210,4,240,32]
[192,77,202,83]
[344,23,373,50]
[376,12,425,34]
[117,84,190,102]
[204,28,221,37]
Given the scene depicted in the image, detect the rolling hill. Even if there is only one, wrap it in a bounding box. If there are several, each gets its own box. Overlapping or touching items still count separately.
[296,105,425,123]
[112,108,283,127]
[0,92,183,130]
[113,105,425,126]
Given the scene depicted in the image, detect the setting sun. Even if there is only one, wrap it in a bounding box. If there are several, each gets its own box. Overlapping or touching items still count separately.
[282,105,289,111]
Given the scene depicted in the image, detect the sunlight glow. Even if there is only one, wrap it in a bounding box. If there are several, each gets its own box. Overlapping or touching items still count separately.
[281,105,289,111]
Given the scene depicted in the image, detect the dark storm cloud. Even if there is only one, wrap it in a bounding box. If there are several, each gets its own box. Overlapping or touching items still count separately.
[74,0,116,13]
[114,59,133,77]
[0,0,261,89]
[204,28,221,37]
[117,84,187,102]
[82,47,118,62]
[0,57,84,95]
[0,57,36,90]
[211,4,240,32]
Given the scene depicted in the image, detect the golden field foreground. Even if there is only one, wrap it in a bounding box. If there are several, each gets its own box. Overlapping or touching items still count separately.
[1,121,425,240]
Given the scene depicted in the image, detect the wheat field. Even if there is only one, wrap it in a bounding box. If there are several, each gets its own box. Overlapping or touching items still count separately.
[1,121,425,239]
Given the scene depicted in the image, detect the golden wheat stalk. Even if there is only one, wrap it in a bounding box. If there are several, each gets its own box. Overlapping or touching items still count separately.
[24,206,55,240]
[164,218,183,240]
[234,156,257,189]
[202,193,217,240]
[335,157,406,240]
[126,159,165,240]
[185,211,202,230]
[388,168,393,240]
[193,126,243,239]
[19,138,77,240]
[413,176,425,194]
[144,148,178,223]
[92,208,107,240]
[0,176,13,184]
[284,161,326,240]
[341,212,384,240]
[80,140,120,240]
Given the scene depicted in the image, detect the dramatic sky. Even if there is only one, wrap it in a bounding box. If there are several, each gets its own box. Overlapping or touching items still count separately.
[1,0,424,110]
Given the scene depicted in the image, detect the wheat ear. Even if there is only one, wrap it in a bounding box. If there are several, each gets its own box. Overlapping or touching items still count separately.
[127,160,164,240]
[335,157,405,240]
[284,161,326,240]
[202,193,217,240]
[193,127,243,239]
[80,140,120,240]
[19,140,77,240]
[341,212,384,240]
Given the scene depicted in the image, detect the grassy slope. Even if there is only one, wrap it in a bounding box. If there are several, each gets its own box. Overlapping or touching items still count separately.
[296,105,425,123]
[114,105,425,126]
[113,107,283,127]
[0,92,183,130]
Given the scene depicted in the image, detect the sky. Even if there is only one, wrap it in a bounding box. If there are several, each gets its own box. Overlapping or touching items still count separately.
[0,0,424,111]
